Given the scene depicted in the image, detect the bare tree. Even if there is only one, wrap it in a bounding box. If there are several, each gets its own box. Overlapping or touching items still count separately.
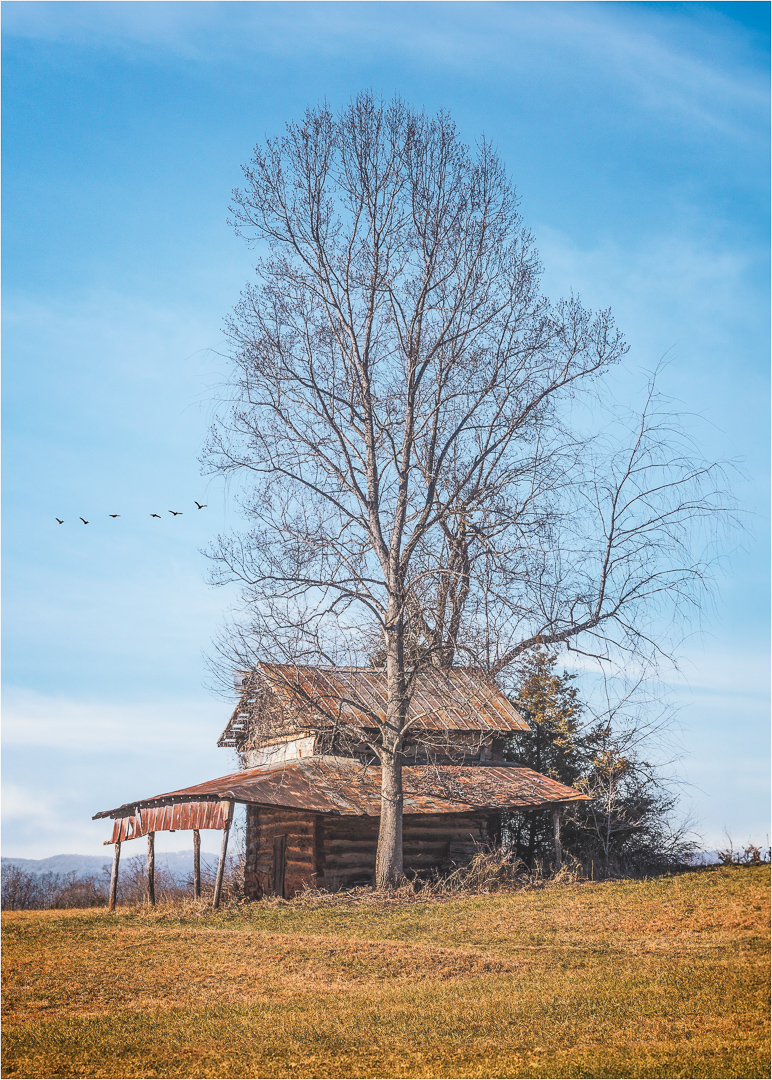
[205,92,722,886]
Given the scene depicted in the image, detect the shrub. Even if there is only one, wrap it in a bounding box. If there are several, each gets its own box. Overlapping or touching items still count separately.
[1,866,108,910]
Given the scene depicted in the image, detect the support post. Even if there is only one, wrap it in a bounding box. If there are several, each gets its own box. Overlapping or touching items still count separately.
[109,840,121,912]
[193,828,201,900]
[272,834,287,898]
[552,807,562,870]
[147,831,156,906]
[213,801,234,910]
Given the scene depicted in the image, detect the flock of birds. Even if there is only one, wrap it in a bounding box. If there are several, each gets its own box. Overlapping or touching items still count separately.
[55,502,207,525]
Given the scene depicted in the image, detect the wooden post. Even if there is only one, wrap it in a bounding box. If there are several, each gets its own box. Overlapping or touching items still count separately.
[313,814,325,892]
[213,801,234,910]
[272,834,287,898]
[147,831,156,906]
[193,828,201,900]
[108,840,121,912]
[552,807,562,870]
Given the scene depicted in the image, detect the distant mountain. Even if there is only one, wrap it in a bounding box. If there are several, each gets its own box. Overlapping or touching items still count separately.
[2,850,225,882]
[2,854,112,877]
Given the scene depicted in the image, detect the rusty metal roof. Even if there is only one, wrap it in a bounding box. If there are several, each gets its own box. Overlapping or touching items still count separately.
[219,665,529,747]
[94,758,589,825]
[105,800,231,844]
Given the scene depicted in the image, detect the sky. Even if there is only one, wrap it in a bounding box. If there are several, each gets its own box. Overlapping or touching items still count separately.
[2,0,769,860]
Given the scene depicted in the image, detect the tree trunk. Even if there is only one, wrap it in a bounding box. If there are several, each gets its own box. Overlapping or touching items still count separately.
[375,750,404,887]
[375,605,407,887]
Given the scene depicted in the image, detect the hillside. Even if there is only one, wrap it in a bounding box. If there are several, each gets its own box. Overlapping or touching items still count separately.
[2,866,769,1079]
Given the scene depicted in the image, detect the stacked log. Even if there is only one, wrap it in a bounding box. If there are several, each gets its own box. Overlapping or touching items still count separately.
[321,816,379,890]
[245,807,320,898]
[245,807,503,898]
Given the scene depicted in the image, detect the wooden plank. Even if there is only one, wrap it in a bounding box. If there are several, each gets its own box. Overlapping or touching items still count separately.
[403,816,487,830]
[213,800,234,910]
[108,840,121,912]
[324,837,379,850]
[272,834,287,898]
[193,828,201,899]
[285,859,316,874]
[324,844,378,858]
[314,814,325,886]
[285,848,315,864]
[147,832,155,906]
[325,852,377,869]
[285,837,315,854]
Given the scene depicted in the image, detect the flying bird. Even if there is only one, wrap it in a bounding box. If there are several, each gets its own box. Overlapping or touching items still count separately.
[80,518,89,525]
[55,518,64,525]
[194,502,207,510]
[109,514,120,518]
[150,513,161,519]
[168,510,182,516]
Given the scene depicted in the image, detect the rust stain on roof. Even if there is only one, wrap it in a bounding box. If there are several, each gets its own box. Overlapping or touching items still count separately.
[95,759,589,829]
[105,800,231,844]
[219,665,529,747]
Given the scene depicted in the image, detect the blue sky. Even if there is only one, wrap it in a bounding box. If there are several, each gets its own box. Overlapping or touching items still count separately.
[3,1,769,859]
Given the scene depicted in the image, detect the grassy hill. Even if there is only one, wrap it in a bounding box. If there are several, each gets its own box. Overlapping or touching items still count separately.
[2,865,769,1079]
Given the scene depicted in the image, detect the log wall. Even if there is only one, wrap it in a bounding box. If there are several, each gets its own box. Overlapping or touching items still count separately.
[244,806,502,898]
[244,807,322,899]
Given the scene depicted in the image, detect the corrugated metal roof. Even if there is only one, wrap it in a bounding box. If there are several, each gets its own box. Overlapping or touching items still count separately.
[94,758,589,825]
[218,665,529,747]
[105,800,231,844]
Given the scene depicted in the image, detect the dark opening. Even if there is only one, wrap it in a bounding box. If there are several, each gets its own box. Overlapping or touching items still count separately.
[272,834,287,897]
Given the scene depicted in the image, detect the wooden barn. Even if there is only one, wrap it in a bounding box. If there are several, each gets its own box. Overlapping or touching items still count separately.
[94,666,589,905]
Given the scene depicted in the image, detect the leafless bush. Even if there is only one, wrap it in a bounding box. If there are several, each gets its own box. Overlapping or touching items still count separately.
[115,856,190,905]
[2,866,48,910]
[421,848,531,895]
[716,835,771,867]
[1,851,245,911]
[52,873,108,908]
[112,853,244,908]
[189,854,244,905]
[1,866,109,910]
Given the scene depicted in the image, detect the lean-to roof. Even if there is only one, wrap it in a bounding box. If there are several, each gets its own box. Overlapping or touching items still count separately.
[94,758,588,830]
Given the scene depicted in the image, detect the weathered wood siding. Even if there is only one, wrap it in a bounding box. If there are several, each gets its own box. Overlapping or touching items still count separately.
[321,812,497,891]
[244,806,322,899]
[245,806,502,898]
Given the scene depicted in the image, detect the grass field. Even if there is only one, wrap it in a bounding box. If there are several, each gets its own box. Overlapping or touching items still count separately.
[2,865,769,1079]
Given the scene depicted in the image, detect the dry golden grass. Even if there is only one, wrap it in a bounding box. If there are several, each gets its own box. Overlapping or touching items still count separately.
[2,866,769,1079]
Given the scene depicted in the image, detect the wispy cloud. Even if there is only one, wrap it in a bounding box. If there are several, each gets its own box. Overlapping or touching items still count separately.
[4,2,766,141]
[537,3,768,136]
[2,688,219,751]
[535,225,768,455]
[2,691,236,858]
[1,778,227,858]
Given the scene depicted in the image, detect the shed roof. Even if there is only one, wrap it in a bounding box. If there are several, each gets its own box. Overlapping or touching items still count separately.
[218,665,529,747]
[94,758,588,826]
